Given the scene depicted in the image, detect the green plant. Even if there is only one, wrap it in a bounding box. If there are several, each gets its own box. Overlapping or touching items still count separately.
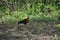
[55,34,58,40]
[35,2,44,13]
[5,8,10,15]
[57,24,60,28]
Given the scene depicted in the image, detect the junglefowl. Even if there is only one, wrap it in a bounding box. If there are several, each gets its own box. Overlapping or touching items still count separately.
[18,17,29,25]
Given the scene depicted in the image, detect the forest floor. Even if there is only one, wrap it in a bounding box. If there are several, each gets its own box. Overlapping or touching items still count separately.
[0,22,60,40]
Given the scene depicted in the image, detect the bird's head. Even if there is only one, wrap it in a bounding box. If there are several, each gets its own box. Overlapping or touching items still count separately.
[25,16,29,19]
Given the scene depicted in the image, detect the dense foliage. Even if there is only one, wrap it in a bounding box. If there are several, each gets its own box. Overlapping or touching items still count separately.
[0,0,60,24]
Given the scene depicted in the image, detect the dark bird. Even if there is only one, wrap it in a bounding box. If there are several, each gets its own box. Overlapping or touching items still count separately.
[18,16,29,26]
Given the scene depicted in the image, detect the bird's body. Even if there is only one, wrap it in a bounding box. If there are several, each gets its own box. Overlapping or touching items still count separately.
[18,17,29,26]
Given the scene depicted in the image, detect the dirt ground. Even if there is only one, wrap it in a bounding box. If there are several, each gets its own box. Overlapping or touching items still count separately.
[0,22,60,40]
